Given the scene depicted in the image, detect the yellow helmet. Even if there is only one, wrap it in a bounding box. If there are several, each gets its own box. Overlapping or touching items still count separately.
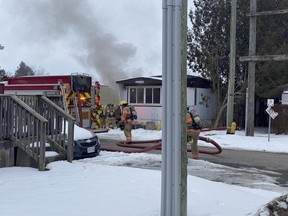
[119,100,128,106]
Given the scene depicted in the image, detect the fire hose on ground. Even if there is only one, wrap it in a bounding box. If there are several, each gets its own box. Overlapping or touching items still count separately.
[100,128,223,155]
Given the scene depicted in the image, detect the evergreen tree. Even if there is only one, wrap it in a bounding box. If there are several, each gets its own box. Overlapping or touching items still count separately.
[0,68,8,81]
[187,0,249,126]
[187,0,288,126]
[255,0,288,98]
[14,61,35,77]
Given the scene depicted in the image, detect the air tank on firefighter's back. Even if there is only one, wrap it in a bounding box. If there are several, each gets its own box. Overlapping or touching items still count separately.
[71,74,91,92]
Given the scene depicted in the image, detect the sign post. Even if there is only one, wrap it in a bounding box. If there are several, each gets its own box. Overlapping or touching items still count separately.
[268,114,271,142]
[265,99,278,142]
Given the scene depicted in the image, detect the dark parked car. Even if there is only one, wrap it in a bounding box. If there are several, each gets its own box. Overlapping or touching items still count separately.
[73,125,101,159]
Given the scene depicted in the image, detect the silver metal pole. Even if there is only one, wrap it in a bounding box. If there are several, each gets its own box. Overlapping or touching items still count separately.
[166,0,173,213]
[268,115,271,142]
[161,0,187,216]
[161,0,168,214]
[172,1,182,215]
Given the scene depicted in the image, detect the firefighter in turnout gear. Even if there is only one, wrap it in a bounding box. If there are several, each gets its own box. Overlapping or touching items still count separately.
[103,104,117,129]
[187,107,201,159]
[120,100,134,144]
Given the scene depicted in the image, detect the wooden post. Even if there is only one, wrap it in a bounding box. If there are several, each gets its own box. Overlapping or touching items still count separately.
[246,0,257,136]
[240,2,288,136]
[66,119,74,162]
[38,122,46,171]
[227,0,237,128]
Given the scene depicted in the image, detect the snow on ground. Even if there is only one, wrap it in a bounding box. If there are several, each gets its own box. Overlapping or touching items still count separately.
[0,128,287,216]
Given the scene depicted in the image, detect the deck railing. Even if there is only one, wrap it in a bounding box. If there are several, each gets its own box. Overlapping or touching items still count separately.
[0,95,74,170]
[18,95,74,162]
[1,95,47,170]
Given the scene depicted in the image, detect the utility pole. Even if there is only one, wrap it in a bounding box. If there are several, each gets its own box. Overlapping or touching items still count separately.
[239,1,288,136]
[161,0,187,216]
[239,0,288,136]
[226,0,237,128]
[246,0,257,136]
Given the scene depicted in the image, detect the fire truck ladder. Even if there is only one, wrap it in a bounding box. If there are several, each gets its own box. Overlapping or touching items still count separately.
[59,83,68,113]
[73,94,81,126]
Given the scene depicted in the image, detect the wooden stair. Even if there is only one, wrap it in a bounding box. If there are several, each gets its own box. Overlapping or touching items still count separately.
[0,95,75,170]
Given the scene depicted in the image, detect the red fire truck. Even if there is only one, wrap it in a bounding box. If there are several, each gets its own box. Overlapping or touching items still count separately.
[2,73,101,129]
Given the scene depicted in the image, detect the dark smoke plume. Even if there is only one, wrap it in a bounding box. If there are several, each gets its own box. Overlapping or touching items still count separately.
[4,0,138,89]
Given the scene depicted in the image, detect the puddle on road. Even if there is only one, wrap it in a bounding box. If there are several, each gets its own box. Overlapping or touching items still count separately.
[188,159,287,193]
[80,151,288,193]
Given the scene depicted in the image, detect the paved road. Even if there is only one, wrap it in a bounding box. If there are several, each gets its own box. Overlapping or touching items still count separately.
[99,138,288,188]
[200,147,288,187]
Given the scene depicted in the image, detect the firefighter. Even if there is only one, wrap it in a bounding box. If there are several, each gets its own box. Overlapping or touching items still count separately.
[104,104,117,129]
[113,105,123,130]
[187,107,201,159]
[119,100,134,144]
[98,105,106,129]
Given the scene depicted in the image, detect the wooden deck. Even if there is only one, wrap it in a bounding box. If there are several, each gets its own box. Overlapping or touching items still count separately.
[0,95,75,170]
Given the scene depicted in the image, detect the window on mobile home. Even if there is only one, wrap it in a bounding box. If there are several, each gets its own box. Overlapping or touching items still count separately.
[153,88,160,103]
[129,87,160,104]
[146,88,153,103]
[137,88,144,103]
[130,88,136,103]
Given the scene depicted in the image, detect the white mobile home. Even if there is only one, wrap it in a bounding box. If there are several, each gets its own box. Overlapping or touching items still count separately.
[116,75,217,127]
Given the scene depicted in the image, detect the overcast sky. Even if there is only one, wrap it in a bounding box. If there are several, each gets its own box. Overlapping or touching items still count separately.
[0,0,193,85]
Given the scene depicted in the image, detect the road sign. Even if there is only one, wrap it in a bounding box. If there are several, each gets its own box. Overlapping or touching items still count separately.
[265,106,278,119]
[267,99,274,107]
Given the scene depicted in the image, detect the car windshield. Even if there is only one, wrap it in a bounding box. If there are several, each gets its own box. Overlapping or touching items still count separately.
[64,122,94,141]
[74,124,94,141]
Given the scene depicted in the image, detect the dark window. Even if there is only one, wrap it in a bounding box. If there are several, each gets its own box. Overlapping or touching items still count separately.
[129,87,161,105]
[137,88,144,103]
[72,75,91,92]
[146,88,153,104]
[130,88,136,103]
[153,88,160,104]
